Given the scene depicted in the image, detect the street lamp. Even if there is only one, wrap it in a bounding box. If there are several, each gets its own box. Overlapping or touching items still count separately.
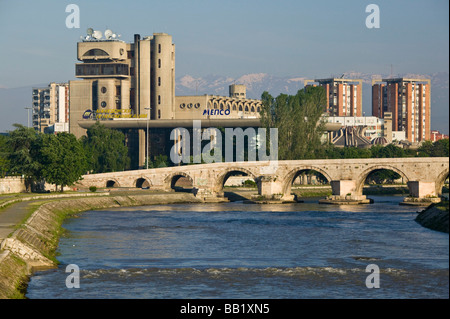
[25,107,32,128]
[145,107,151,169]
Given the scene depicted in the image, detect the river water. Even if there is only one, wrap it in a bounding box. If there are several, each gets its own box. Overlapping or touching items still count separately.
[25,195,448,299]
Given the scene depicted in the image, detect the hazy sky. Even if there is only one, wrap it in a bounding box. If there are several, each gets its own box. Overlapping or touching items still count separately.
[0,0,448,88]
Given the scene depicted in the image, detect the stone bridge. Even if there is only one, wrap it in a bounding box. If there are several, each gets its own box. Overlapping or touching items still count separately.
[76,157,449,204]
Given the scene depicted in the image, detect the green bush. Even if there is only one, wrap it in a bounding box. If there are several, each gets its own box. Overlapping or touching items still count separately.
[89,186,97,192]
[243,179,257,187]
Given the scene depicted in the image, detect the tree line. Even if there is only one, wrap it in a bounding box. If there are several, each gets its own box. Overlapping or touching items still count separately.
[259,86,449,160]
[0,122,130,191]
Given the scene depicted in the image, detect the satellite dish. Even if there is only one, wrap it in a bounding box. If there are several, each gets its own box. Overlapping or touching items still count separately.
[87,28,93,36]
[112,33,117,39]
[105,29,113,39]
[92,30,103,40]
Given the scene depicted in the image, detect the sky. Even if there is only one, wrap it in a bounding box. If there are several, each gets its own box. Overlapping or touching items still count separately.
[0,0,448,130]
[0,0,448,87]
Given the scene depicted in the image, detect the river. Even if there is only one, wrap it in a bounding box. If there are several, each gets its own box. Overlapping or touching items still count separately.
[25,195,448,299]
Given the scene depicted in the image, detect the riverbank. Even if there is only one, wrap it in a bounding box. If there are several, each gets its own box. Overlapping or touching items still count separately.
[415,200,449,233]
[0,191,201,299]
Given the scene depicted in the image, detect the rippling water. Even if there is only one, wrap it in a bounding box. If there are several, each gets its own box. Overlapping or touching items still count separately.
[26,195,449,299]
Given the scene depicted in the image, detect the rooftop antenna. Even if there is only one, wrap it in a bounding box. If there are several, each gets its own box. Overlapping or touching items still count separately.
[105,29,113,39]
[92,30,103,40]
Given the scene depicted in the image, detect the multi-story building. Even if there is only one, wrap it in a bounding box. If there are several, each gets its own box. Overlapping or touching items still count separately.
[32,83,69,133]
[430,130,449,142]
[69,30,262,169]
[304,78,362,117]
[372,78,431,142]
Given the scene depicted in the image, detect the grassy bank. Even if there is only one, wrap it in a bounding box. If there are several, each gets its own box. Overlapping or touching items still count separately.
[0,192,201,299]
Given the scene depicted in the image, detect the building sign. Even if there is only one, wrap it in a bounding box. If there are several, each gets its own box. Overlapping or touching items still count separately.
[82,109,147,120]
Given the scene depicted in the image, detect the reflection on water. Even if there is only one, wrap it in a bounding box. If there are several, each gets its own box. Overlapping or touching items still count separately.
[26,195,449,299]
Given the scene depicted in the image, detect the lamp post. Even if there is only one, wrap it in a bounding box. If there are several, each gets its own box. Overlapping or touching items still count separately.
[25,107,32,128]
[145,107,150,169]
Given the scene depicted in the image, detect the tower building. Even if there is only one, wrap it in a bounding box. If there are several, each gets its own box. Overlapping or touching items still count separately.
[372,78,431,142]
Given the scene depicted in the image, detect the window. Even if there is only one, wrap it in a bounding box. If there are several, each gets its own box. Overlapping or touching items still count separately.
[76,63,129,77]
[158,110,161,119]
[101,87,107,94]
[101,101,107,108]
[194,103,200,109]
[158,59,161,68]
[83,49,109,57]
[187,103,193,109]
[180,103,186,109]
[158,95,161,104]
[158,77,161,86]
[158,44,161,53]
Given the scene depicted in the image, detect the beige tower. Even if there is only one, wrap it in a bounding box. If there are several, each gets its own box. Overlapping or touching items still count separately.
[150,33,175,119]
[383,112,393,143]
[229,84,246,99]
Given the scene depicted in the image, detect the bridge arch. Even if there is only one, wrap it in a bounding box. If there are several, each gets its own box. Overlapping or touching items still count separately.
[356,164,409,195]
[135,177,151,188]
[435,167,449,197]
[106,179,120,188]
[164,172,194,192]
[282,166,332,198]
[213,167,258,193]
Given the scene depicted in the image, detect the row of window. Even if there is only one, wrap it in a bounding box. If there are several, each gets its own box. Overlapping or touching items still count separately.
[178,102,261,113]
[180,103,201,109]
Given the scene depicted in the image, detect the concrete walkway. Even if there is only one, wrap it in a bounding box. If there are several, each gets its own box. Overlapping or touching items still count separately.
[0,201,36,242]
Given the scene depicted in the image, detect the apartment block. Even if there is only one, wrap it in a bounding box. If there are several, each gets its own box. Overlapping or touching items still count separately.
[304,78,362,117]
[32,83,69,133]
[372,78,431,142]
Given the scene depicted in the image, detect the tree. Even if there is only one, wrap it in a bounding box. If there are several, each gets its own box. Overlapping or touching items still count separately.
[6,124,41,191]
[81,122,130,173]
[417,141,434,157]
[0,134,11,178]
[370,144,406,158]
[260,86,327,160]
[431,138,449,157]
[38,133,87,192]
[418,139,449,157]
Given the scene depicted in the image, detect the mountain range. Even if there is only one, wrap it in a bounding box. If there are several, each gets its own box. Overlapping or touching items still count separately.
[1,72,448,134]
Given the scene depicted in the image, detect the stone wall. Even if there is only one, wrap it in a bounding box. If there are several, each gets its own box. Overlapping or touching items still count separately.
[0,177,26,194]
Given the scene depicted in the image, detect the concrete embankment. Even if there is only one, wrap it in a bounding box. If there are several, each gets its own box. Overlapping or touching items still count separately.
[415,201,449,234]
[0,192,201,299]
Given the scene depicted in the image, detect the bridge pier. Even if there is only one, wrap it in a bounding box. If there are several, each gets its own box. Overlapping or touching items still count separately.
[401,181,441,206]
[252,176,295,202]
[319,180,372,205]
[193,188,229,203]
